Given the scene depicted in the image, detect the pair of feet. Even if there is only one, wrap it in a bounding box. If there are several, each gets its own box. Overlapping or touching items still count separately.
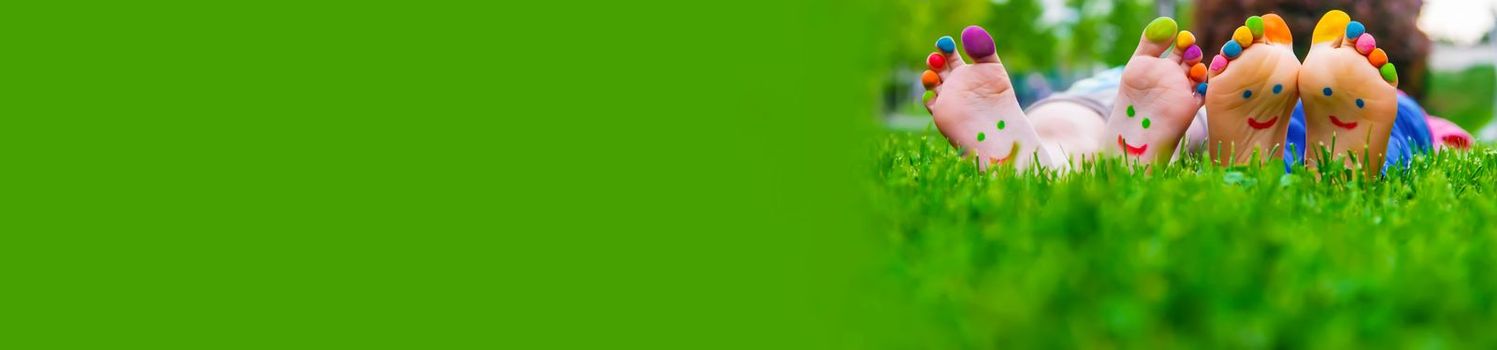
[924,11,1398,175]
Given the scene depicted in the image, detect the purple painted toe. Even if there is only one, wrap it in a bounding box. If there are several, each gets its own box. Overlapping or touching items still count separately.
[961,25,995,59]
[1183,45,1203,64]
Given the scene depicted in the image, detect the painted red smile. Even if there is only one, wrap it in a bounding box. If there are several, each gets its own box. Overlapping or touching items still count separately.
[1247,116,1278,130]
[1329,115,1358,130]
[987,141,1021,166]
[1117,135,1147,156]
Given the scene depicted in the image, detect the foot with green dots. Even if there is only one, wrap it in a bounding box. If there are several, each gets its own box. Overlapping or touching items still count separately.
[921,26,1063,171]
[1107,17,1208,165]
[1203,14,1302,166]
[1299,10,1399,177]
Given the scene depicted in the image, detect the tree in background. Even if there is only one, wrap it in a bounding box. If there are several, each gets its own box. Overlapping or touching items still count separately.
[980,0,1058,73]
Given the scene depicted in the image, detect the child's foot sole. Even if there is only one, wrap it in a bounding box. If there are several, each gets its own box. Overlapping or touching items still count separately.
[1299,10,1399,176]
[1106,17,1207,165]
[921,26,1062,171]
[1203,14,1301,165]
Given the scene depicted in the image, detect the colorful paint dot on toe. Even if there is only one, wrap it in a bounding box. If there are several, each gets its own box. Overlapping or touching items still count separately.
[1189,63,1206,82]
[926,52,946,70]
[1176,30,1196,50]
[1262,14,1293,44]
[1144,17,1179,43]
[1356,98,1365,108]
[921,70,940,89]
[1323,87,1333,96]
[961,26,996,59]
[977,132,985,142]
[922,91,935,105]
[1209,54,1228,72]
[997,120,1006,130]
[1355,33,1377,55]
[1183,45,1203,64]
[1273,84,1283,94]
[1142,118,1152,129]
[1312,10,1351,44]
[1233,26,1253,47]
[1242,89,1253,99]
[1346,21,1366,40]
[1381,63,1399,84]
[1368,48,1388,67]
[936,36,955,53]
[1126,104,1135,117]
[1196,82,1208,95]
[1223,41,1243,59]
[1246,16,1265,39]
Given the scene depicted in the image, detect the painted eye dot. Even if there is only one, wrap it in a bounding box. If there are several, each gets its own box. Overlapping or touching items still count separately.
[997,120,1006,130]
[1141,118,1152,129]
[1356,99,1365,108]
[1242,90,1253,99]
[1126,105,1136,117]
[1273,84,1283,94]
[977,132,985,142]
[1323,87,1333,96]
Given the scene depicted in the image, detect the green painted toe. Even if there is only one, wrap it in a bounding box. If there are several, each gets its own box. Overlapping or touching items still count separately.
[1381,63,1398,83]
[1246,16,1265,38]
[1144,17,1178,43]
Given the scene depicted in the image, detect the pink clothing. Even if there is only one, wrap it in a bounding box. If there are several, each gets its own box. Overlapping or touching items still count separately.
[1425,115,1473,151]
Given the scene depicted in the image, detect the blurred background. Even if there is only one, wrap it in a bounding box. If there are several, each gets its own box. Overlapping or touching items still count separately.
[878,0,1497,140]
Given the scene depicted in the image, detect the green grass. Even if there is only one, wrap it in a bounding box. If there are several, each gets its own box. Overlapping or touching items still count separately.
[1425,65,1496,131]
[872,131,1497,349]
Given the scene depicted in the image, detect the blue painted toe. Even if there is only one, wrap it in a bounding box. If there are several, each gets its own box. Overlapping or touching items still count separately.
[1223,41,1242,59]
[936,36,955,53]
[1196,82,1208,95]
[1346,21,1366,40]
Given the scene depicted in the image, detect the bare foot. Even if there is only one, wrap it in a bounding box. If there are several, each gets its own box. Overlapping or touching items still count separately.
[922,26,1064,171]
[1106,17,1207,165]
[1299,10,1399,178]
[1203,14,1301,166]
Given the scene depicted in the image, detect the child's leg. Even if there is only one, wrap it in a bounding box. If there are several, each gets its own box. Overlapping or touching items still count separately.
[1025,99,1107,164]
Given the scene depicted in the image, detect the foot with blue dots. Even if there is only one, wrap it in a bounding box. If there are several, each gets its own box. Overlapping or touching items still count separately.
[921,25,1064,172]
[1202,14,1302,166]
[1299,10,1399,177]
[1106,17,1207,165]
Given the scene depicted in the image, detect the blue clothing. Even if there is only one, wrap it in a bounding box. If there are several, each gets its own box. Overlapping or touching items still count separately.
[1283,94,1434,173]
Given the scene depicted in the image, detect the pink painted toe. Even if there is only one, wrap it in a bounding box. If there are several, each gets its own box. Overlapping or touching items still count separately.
[1209,54,1228,73]
[1355,33,1377,55]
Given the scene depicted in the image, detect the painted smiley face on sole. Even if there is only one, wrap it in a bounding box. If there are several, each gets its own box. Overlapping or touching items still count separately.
[1203,14,1301,166]
[1299,10,1399,176]
[1117,135,1147,156]
[921,25,1064,172]
[1105,17,1205,165]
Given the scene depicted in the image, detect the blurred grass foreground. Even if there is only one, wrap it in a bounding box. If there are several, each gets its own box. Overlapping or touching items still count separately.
[871,132,1497,348]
